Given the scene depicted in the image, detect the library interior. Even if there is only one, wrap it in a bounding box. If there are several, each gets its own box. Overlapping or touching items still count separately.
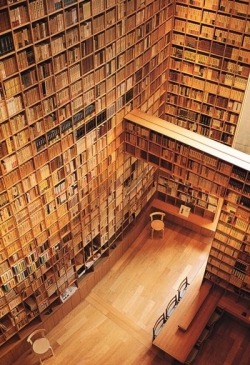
[0,0,250,364]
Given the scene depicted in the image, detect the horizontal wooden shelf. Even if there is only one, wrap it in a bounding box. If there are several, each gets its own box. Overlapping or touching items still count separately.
[125,109,250,171]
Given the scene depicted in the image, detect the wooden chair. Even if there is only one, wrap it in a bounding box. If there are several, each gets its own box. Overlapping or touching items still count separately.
[150,211,165,238]
[165,294,178,319]
[196,327,211,348]
[152,313,166,341]
[27,329,54,364]
[177,276,190,302]
[206,307,224,330]
[184,346,199,365]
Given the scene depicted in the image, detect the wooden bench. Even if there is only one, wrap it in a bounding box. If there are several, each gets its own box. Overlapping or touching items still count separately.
[153,281,223,363]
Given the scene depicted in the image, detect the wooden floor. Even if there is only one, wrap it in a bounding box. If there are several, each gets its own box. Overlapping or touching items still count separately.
[12,221,250,365]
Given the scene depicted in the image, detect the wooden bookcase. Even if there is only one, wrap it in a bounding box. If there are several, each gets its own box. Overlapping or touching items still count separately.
[0,0,249,361]
[162,0,250,147]
[0,0,172,358]
[124,109,250,300]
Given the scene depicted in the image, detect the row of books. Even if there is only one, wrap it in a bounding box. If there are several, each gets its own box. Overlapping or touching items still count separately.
[0,10,10,32]
[0,34,14,57]
[13,27,31,50]
[9,5,29,28]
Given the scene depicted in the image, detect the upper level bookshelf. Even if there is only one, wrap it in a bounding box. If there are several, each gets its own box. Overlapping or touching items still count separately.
[162,0,250,146]
[123,109,250,299]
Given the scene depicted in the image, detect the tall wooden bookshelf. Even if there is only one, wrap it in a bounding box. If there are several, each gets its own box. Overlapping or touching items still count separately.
[0,0,249,363]
[0,1,172,361]
[162,0,250,147]
[124,109,250,301]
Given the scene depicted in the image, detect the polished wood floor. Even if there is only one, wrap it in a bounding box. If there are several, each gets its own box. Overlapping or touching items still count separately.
[12,221,249,365]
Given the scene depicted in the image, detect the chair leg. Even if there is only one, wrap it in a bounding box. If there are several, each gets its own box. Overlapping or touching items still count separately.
[151,229,154,239]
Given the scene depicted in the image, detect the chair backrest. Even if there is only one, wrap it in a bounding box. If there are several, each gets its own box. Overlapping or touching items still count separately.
[184,346,199,365]
[27,329,46,345]
[165,295,178,319]
[177,277,189,302]
[206,307,224,329]
[152,313,166,341]
[150,212,165,221]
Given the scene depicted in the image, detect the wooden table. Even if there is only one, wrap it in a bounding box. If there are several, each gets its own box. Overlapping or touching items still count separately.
[153,285,223,363]
[151,198,223,237]
[178,280,212,331]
